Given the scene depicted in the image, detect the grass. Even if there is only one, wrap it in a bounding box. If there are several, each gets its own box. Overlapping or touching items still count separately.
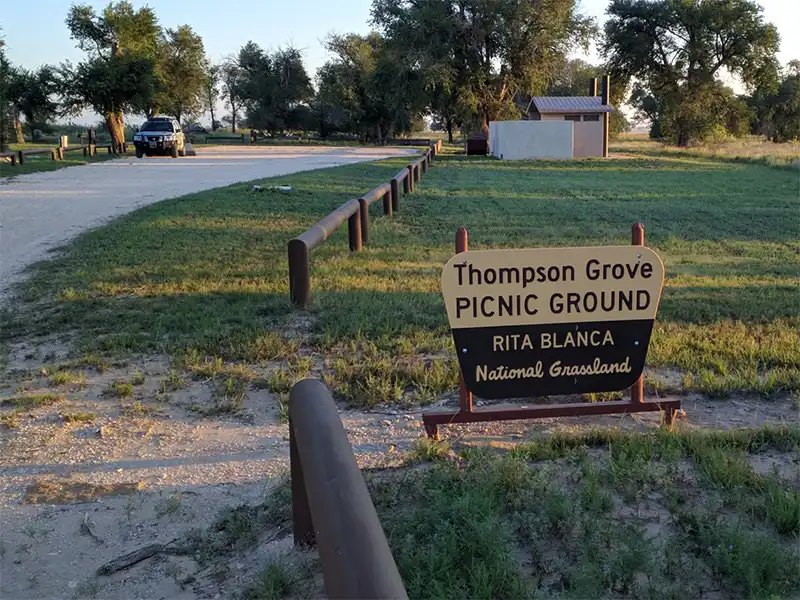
[1,393,65,410]
[2,140,798,404]
[0,148,119,179]
[364,425,800,599]
[615,133,800,167]
[234,424,799,599]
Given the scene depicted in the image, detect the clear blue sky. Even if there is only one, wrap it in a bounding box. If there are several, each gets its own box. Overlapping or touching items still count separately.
[3,0,797,123]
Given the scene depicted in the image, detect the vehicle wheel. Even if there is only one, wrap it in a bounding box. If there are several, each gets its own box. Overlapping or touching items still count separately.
[135,148,144,159]
[170,145,178,158]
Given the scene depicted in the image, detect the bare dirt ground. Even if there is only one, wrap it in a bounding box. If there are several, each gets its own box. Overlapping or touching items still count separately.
[0,145,415,296]
[1,338,797,599]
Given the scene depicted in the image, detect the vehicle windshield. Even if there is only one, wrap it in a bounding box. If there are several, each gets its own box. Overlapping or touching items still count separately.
[140,121,173,132]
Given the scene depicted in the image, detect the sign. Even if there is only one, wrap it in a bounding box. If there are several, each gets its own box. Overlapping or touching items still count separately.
[441,246,665,399]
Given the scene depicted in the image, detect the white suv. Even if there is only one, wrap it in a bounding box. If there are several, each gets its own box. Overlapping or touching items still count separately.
[133,117,186,158]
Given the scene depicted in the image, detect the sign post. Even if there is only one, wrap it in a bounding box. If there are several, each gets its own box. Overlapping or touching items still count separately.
[422,224,681,438]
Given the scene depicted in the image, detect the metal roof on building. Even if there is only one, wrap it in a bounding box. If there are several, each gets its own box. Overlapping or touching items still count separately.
[531,96,613,113]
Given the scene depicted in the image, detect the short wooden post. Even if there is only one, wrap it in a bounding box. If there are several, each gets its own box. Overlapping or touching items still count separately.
[56,147,64,160]
[107,145,113,155]
[407,165,414,192]
[349,208,362,252]
[631,222,645,404]
[414,164,421,183]
[83,146,88,158]
[456,227,473,414]
[18,151,24,166]
[288,239,311,307]
[358,198,369,246]
[382,190,392,217]
[402,173,410,194]
[390,179,400,212]
[421,156,428,174]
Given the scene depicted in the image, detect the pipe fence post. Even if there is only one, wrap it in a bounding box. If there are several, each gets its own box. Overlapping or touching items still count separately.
[358,199,369,246]
[390,179,400,212]
[456,227,473,416]
[349,208,362,251]
[382,190,392,216]
[288,239,311,307]
[407,165,414,192]
[631,222,645,404]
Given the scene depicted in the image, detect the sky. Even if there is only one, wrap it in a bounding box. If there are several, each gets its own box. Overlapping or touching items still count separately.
[2,0,798,124]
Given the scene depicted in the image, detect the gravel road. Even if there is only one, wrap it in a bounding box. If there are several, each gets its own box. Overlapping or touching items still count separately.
[0,145,415,297]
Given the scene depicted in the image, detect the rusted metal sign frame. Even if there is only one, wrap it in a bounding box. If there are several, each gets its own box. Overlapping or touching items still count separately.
[422,223,682,439]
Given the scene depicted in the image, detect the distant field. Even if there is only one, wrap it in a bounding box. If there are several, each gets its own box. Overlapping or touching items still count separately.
[4,140,798,401]
[615,132,800,167]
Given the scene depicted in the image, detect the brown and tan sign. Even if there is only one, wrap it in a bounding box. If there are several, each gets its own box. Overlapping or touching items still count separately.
[441,246,665,399]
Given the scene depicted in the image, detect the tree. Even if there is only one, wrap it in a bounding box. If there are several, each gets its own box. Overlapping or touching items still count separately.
[11,66,60,137]
[154,25,207,123]
[372,0,596,136]
[747,61,800,142]
[219,56,243,132]
[603,0,780,146]
[0,36,16,151]
[317,32,425,142]
[203,62,220,131]
[234,42,312,135]
[63,1,160,147]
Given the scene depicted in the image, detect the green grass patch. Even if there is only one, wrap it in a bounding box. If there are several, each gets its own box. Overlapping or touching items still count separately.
[3,146,798,401]
[364,425,800,599]
[1,393,65,410]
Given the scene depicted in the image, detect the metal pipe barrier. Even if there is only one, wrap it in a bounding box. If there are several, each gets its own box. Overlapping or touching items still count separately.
[290,379,409,600]
[288,144,437,307]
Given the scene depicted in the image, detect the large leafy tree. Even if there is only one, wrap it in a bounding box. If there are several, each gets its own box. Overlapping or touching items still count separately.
[747,61,800,142]
[603,0,780,146]
[11,66,60,137]
[62,1,160,147]
[154,25,207,123]
[234,42,312,134]
[317,33,424,142]
[372,0,595,136]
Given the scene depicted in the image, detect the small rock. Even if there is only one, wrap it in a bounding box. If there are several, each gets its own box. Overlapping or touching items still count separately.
[96,426,108,438]
[381,420,392,427]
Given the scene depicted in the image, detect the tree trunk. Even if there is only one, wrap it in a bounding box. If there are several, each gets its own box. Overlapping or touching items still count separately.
[446,117,453,143]
[210,103,216,131]
[106,111,125,150]
[13,117,24,144]
[231,105,237,133]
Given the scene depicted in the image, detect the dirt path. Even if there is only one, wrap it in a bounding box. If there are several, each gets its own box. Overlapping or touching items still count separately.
[1,349,796,599]
[0,146,415,296]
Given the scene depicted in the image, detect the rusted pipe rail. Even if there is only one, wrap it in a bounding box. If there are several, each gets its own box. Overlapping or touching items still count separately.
[290,379,408,599]
[289,199,362,306]
[289,143,439,307]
